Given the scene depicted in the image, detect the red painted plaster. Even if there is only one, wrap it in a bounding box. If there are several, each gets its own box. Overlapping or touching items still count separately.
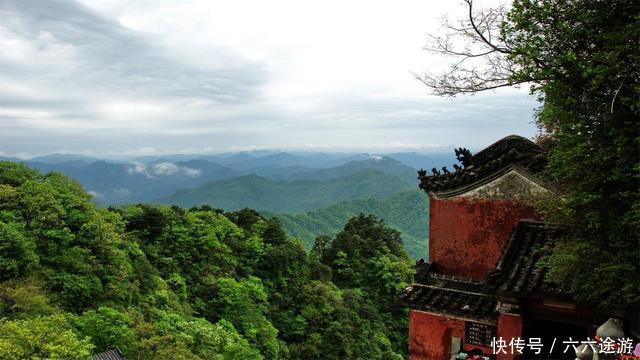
[496,313,523,360]
[409,310,493,360]
[428,195,538,280]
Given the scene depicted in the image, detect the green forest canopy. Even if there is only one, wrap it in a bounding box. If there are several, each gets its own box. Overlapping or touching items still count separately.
[269,189,428,259]
[0,161,412,359]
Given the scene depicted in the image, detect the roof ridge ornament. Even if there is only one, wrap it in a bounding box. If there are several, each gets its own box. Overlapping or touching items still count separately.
[455,147,473,168]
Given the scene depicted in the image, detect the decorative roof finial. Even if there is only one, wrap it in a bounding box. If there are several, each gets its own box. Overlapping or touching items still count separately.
[454,147,473,168]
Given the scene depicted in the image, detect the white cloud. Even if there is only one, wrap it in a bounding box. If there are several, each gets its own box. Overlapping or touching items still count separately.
[181,167,201,177]
[127,162,148,176]
[151,162,178,176]
[126,161,201,178]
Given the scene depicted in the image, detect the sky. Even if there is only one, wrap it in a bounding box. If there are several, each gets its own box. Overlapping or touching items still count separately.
[0,0,539,158]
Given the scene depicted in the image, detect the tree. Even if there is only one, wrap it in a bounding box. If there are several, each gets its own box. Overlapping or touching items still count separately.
[206,277,280,359]
[73,307,136,356]
[0,222,37,280]
[318,215,412,356]
[225,208,263,233]
[0,314,94,359]
[0,162,40,188]
[324,214,408,291]
[421,0,639,311]
[311,235,332,261]
[282,281,403,360]
[17,180,64,230]
[135,312,262,360]
[0,279,56,319]
[262,217,288,246]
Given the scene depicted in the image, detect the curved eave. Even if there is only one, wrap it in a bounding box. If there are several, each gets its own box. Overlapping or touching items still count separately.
[428,165,548,199]
[402,284,498,321]
[471,135,539,161]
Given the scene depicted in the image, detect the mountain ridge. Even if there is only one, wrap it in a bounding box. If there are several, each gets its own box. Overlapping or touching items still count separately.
[155,169,416,213]
[267,189,429,259]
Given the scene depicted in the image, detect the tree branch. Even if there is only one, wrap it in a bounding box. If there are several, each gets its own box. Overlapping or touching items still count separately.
[417,0,524,96]
[464,0,511,54]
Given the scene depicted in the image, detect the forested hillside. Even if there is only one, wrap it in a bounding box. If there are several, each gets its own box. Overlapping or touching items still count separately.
[0,161,412,359]
[156,170,415,212]
[270,190,428,259]
[262,157,417,182]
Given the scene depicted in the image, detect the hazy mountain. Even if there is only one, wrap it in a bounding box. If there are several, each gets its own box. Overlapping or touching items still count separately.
[197,152,273,166]
[202,150,457,173]
[156,169,415,213]
[26,159,240,205]
[269,189,429,259]
[203,152,371,171]
[0,156,23,162]
[9,151,447,207]
[28,153,100,164]
[264,156,417,182]
[20,153,421,203]
[16,149,458,168]
[131,154,210,163]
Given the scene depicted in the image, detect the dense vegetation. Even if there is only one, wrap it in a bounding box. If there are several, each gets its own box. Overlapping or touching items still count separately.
[506,0,639,314]
[0,161,413,359]
[270,190,428,259]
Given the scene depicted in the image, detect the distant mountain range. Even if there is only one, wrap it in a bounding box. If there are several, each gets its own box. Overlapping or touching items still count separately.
[27,154,102,164]
[10,151,455,206]
[199,152,372,170]
[10,150,454,169]
[25,159,240,204]
[267,189,429,259]
[155,169,415,213]
[262,157,417,182]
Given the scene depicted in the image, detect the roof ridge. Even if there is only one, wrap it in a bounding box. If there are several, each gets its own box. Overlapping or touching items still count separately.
[471,134,538,159]
[418,135,547,194]
[410,283,493,298]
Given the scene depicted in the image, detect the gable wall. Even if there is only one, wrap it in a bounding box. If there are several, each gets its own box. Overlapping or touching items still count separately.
[428,195,538,280]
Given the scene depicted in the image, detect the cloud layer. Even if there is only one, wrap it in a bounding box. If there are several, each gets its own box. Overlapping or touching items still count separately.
[0,0,539,156]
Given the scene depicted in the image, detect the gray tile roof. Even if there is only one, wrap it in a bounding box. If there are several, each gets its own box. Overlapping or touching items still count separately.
[92,348,126,360]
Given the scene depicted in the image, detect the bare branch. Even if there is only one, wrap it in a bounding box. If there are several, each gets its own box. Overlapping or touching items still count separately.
[423,34,498,58]
[417,0,522,96]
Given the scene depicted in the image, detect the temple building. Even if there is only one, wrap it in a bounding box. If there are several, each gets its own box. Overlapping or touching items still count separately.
[402,135,636,360]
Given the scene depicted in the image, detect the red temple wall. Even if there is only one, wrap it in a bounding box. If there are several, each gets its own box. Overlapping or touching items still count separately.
[428,195,538,280]
[409,310,493,360]
[496,313,523,360]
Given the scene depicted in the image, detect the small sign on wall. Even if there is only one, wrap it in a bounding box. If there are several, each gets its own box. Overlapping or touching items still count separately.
[465,321,497,347]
